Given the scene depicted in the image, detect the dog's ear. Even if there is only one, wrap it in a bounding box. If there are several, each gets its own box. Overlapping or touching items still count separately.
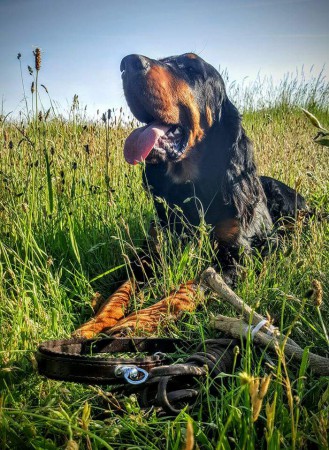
[221,98,264,226]
[203,73,226,123]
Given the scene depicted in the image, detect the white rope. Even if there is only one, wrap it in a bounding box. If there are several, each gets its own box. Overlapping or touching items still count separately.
[251,319,269,339]
[244,319,269,340]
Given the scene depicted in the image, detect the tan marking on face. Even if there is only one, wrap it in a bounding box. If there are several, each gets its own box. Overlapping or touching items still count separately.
[145,66,180,123]
[186,53,198,59]
[180,87,204,151]
[145,65,204,154]
[206,105,213,127]
[214,219,240,244]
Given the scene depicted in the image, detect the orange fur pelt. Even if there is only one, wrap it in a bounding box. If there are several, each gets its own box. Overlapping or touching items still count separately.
[73,280,135,339]
[110,281,200,335]
[74,280,201,338]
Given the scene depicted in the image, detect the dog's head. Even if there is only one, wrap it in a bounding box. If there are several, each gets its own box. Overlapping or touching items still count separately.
[121,53,227,165]
[121,52,264,226]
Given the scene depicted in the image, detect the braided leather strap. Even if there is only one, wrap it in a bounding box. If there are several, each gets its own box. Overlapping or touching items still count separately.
[36,337,184,384]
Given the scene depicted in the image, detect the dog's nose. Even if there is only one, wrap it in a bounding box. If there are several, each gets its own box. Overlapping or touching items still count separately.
[120,54,151,73]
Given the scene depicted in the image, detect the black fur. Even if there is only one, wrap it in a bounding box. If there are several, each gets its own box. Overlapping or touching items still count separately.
[121,53,307,282]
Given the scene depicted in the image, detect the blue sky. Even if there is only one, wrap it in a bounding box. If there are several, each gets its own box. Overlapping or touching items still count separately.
[0,0,328,118]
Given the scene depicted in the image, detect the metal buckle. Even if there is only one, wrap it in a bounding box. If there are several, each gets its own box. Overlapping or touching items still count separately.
[114,365,149,385]
[153,352,167,359]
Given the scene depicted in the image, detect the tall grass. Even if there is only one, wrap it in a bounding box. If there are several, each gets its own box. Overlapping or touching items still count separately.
[221,65,329,112]
[0,51,328,449]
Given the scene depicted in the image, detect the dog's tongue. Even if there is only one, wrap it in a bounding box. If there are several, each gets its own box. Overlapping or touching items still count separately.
[124,121,171,165]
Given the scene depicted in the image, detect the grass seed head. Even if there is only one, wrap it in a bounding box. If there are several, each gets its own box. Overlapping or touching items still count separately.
[22,203,29,213]
[65,440,79,450]
[259,374,272,398]
[183,420,194,450]
[34,48,41,71]
[239,371,253,385]
[311,279,323,307]
[249,375,272,422]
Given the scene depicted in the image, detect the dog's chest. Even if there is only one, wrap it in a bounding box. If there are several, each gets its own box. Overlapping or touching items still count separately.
[144,164,227,227]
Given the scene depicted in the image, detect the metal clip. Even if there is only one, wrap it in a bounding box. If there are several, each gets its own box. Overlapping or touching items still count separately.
[153,352,167,359]
[114,365,149,385]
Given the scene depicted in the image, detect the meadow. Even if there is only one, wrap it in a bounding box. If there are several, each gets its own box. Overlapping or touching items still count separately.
[0,53,328,449]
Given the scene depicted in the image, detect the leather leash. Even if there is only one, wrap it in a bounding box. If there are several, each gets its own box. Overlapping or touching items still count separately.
[36,337,239,415]
[36,337,185,385]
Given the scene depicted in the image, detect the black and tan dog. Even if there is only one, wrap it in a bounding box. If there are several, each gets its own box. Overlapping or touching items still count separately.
[75,53,306,338]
